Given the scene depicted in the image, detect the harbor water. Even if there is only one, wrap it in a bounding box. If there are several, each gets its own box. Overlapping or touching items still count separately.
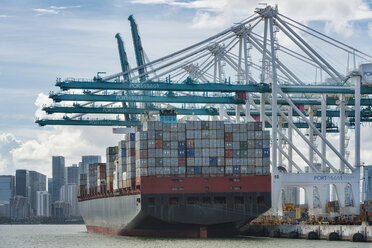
[0,225,370,248]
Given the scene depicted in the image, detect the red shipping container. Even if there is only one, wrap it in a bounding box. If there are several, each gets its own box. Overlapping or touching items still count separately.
[155,139,163,148]
[225,149,233,158]
[255,116,260,122]
[224,132,233,141]
[129,148,136,156]
[178,158,186,166]
[140,149,148,158]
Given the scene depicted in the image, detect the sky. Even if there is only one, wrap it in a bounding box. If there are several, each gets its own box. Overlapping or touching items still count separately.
[0,0,372,178]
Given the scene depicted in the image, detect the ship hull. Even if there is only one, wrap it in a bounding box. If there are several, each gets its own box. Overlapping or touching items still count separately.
[79,176,271,238]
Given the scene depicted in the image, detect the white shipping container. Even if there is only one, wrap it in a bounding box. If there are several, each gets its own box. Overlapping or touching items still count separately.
[217,139,224,148]
[148,167,156,176]
[187,158,195,166]
[202,148,210,157]
[255,149,262,157]
[194,139,202,148]
[247,132,255,139]
[209,139,217,148]
[225,166,233,174]
[210,149,217,157]
[255,167,263,175]
[232,133,240,141]
[255,158,263,166]
[148,158,156,167]
[225,158,233,166]
[217,157,224,166]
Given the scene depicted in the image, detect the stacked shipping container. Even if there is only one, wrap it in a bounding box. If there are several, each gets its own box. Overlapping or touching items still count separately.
[111,121,270,186]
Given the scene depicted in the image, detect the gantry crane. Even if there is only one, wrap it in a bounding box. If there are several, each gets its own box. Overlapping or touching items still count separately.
[36,6,372,217]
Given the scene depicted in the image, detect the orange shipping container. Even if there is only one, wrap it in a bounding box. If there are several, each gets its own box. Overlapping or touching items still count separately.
[155,139,163,148]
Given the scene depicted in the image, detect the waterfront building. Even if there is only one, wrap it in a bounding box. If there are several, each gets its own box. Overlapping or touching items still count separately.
[0,175,14,202]
[52,156,65,203]
[29,171,46,215]
[60,183,79,217]
[36,191,51,217]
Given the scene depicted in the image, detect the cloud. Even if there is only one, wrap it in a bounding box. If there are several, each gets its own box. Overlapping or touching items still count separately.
[130,0,372,35]
[369,22,372,37]
[0,133,21,175]
[33,5,81,16]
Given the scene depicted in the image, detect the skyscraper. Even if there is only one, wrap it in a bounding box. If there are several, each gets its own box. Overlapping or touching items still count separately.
[67,165,79,185]
[48,178,53,196]
[36,191,51,217]
[0,175,15,217]
[52,156,65,203]
[0,175,14,202]
[15,170,29,197]
[80,155,101,175]
[29,171,46,215]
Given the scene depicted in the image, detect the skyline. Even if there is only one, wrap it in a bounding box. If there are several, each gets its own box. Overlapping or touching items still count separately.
[1,0,372,177]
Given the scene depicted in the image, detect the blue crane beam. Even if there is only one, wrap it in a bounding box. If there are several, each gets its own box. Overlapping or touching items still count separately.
[56,80,372,94]
[42,106,372,118]
[48,93,372,106]
[35,118,338,130]
[50,93,246,104]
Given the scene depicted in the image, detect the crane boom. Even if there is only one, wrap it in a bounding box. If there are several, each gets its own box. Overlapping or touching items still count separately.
[128,15,147,82]
[115,33,131,82]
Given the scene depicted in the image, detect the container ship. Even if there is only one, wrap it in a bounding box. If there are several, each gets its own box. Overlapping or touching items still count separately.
[78,118,271,238]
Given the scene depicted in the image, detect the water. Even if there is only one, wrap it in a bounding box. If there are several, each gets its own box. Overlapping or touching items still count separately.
[0,225,369,248]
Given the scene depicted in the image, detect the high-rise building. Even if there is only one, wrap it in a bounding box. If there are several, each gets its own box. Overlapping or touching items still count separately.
[48,178,53,195]
[67,165,79,185]
[0,175,15,202]
[80,155,101,175]
[36,191,51,217]
[362,165,372,202]
[52,156,65,203]
[15,170,29,197]
[60,183,79,217]
[10,196,29,220]
[0,175,14,217]
[29,171,46,215]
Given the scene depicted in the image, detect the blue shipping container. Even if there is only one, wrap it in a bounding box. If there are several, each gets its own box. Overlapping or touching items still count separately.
[194,167,202,174]
[178,141,186,148]
[119,148,126,157]
[186,148,195,157]
[233,166,241,174]
[178,148,186,157]
[262,148,270,157]
[130,133,136,141]
[209,157,217,166]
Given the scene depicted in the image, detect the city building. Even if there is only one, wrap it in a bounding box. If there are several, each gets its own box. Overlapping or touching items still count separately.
[0,175,15,217]
[15,170,29,197]
[48,178,53,196]
[36,191,51,217]
[0,175,14,202]
[10,196,29,220]
[52,156,65,203]
[79,155,101,175]
[53,201,71,219]
[362,165,372,202]
[29,171,46,215]
[67,165,79,185]
[60,183,79,217]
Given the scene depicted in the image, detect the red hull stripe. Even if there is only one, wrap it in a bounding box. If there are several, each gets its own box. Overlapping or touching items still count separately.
[86,225,235,238]
[138,175,271,194]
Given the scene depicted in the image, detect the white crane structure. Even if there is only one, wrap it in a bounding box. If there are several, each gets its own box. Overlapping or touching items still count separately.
[39,5,372,217]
